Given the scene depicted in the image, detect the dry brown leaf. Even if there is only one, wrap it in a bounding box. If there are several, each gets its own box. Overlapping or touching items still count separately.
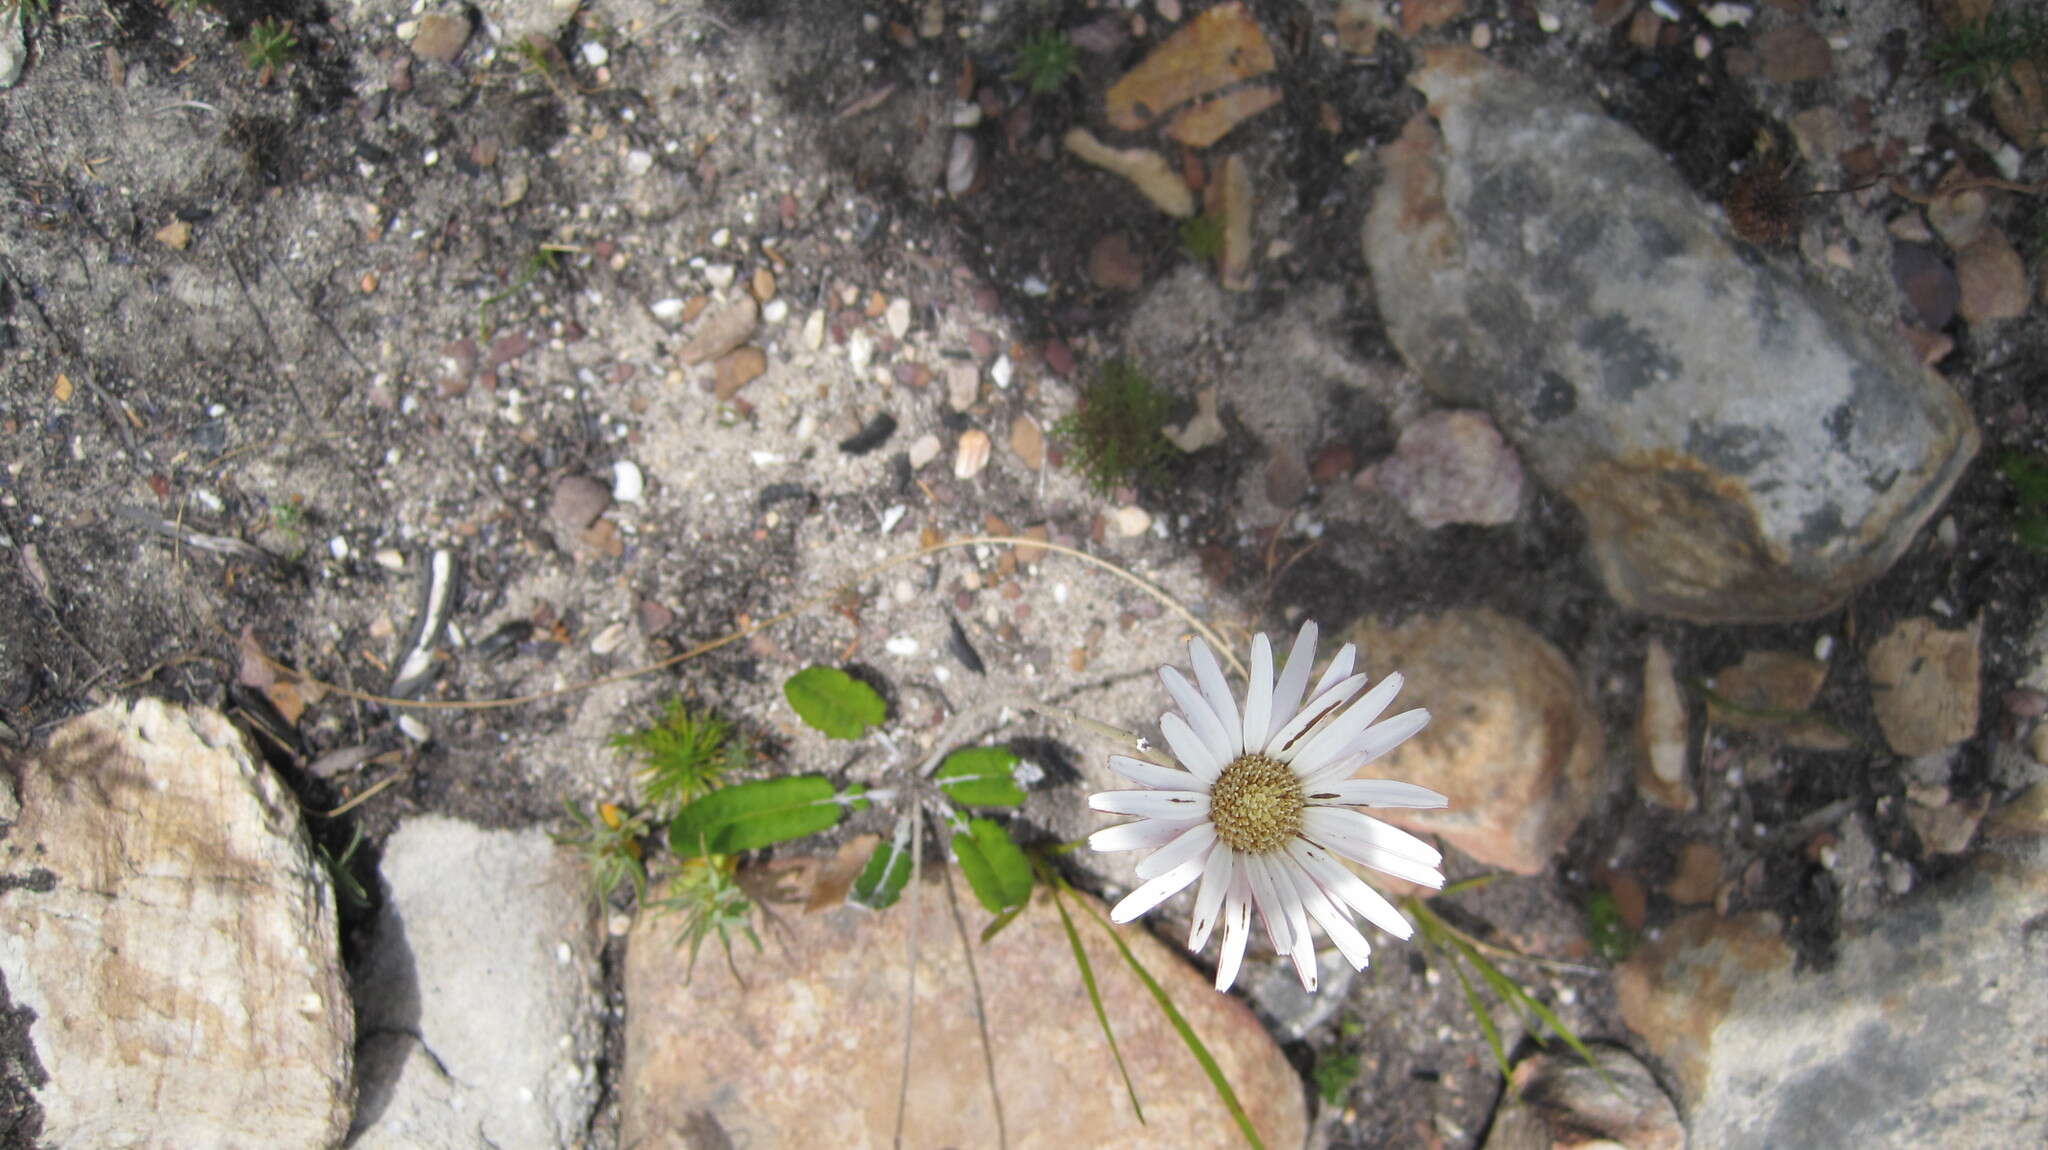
[1105,2,1274,131]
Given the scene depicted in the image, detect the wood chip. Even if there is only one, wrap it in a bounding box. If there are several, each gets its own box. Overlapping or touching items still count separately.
[1105,2,1275,131]
[1165,85,1282,148]
[1063,128,1194,218]
[154,220,192,250]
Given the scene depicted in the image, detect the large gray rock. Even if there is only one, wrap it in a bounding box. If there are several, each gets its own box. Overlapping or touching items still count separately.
[621,881,1307,1149]
[0,698,353,1147]
[1365,48,1977,623]
[1617,831,2048,1146]
[349,816,602,1149]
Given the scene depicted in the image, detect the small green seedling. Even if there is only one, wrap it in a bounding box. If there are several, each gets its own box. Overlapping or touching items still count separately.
[1311,1049,1361,1107]
[611,699,745,815]
[1928,8,2048,87]
[241,17,298,73]
[314,823,371,909]
[1053,360,1179,495]
[1013,29,1079,95]
[2000,451,2048,552]
[1179,214,1226,261]
[1583,890,1637,962]
[554,799,651,902]
[648,849,761,982]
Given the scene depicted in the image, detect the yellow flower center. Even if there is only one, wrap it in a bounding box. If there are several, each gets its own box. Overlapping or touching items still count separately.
[1207,753,1305,854]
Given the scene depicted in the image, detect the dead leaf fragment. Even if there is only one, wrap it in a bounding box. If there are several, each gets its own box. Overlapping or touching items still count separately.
[1867,616,1981,757]
[1165,84,1282,148]
[1063,128,1194,218]
[1164,385,1224,452]
[154,219,192,250]
[714,346,768,399]
[1105,1,1275,131]
[52,374,74,403]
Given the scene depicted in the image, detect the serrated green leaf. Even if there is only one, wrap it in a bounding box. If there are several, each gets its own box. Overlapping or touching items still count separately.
[935,746,1026,807]
[851,817,914,909]
[667,775,849,856]
[952,818,1033,914]
[783,666,886,739]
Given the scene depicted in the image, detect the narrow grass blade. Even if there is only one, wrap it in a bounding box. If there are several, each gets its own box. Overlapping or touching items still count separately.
[1447,953,1509,1077]
[1071,889,1264,1150]
[1047,881,1145,1123]
[1450,932,1606,1076]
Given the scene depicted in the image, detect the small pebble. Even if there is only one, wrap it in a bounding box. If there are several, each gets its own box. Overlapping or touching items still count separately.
[1538,10,1561,33]
[955,429,992,479]
[373,549,406,572]
[608,913,633,937]
[591,621,630,655]
[884,635,920,656]
[397,714,431,742]
[625,150,653,177]
[946,363,979,411]
[1110,506,1152,536]
[328,536,351,561]
[909,433,942,469]
[580,42,609,67]
[762,298,789,324]
[650,298,686,321]
[704,264,737,292]
[886,297,913,339]
[1470,21,1492,49]
[990,355,1013,389]
[612,460,645,504]
[848,330,875,371]
[711,227,732,248]
[802,308,827,351]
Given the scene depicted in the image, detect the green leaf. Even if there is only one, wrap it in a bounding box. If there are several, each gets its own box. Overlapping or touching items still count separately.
[2017,515,2048,554]
[783,666,887,739]
[851,816,914,910]
[1311,1050,1361,1107]
[2001,451,2048,506]
[978,904,1027,944]
[935,746,1026,808]
[1046,878,1144,1123]
[1072,889,1265,1150]
[668,776,851,856]
[951,818,1033,914]
[1450,932,1607,1080]
[1448,954,1510,1078]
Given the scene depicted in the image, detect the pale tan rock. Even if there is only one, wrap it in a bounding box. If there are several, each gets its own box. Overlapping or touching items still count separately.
[1164,385,1226,452]
[1111,505,1154,536]
[1867,616,1981,756]
[620,887,1307,1150]
[0,699,352,1147]
[714,345,768,399]
[954,428,992,479]
[1166,85,1282,148]
[1954,229,2029,326]
[409,12,472,64]
[1926,184,1989,249]
[1637,638,1693,811]
[1334,0,1392,56]
[1483,1046,1683,1150]
[1064,128,1195,218]
[1105,1,1275,131]
[1705,649,1850,750]
[1009,415,1045,469]
[1345,609,1603,874]
[678,295,760,365]
[908,432,942,469]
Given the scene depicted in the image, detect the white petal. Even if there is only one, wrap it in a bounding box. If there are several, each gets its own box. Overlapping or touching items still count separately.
[1090,789,1211,819]
[1109,854,1207,923]
[1160,712,1223,783]
[1287,839,1415,940]
[1267,673,1368,763]
[1304,779,1448,809]
[1214,875,1254,992]
[1108,754,1201,790]
[1292,673,1406,776]
[1136,821,1218,880]
[1241,633,1275,753]
[1188,844,1234,954]
[1089,818,1189,853]
[1159,666,1235,769]
[1280,870,1318,992]
[1300,806,1442,868]
[1283,858,1373,970]
[1242,853,1293,957]
[1310,642,1356,700]
[1262,621,1320,752]
[1299,709,1433,787]
[1188,638,1244,758]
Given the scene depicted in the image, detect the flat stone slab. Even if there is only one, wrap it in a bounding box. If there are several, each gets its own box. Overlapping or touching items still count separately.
[621,882,1307,1149]
[0,698,353,1147]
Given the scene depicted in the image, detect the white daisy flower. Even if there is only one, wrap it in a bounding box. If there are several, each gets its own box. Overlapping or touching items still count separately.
[1088,621,1447,993]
